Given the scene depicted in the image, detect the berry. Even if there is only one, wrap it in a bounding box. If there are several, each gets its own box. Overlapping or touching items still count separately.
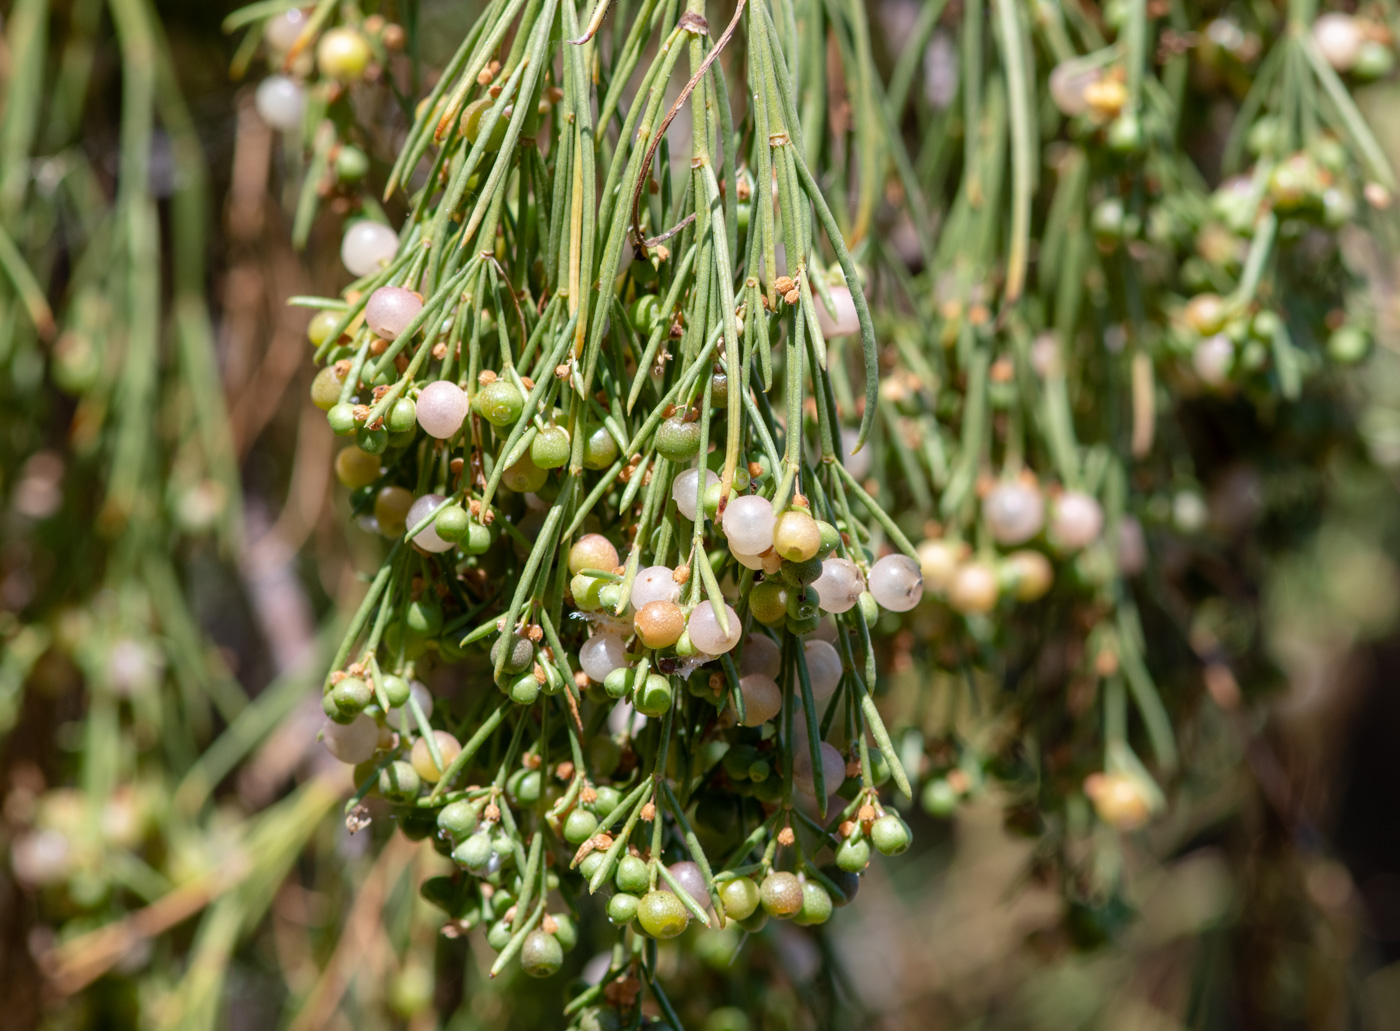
[773,509,822,562]
[687,602,742,655]
[630,565,680,607]
[503,453,548,493]
[379,760,421,801]
[655,415,702,461]
[820,864,860,907]
[868,554,924,612]
[749,581,789,626]
[454,831,494,872]
[633,673,673,717]
[603,667,631,699]
[616,855,650,894]
[581,424,618,469]
[410,731,462,783]
[437,799,480,839]
[672,468,719,521]
[406,596,443,637]
[922,778,959,818]
[474,379,525,427]
[432,503,470,542]
[719,877,761,921]
[355,424,388,455]
[948,561,999,615]
[381,674,411,708]
[785,585,820,623]
[793,880,833,926]
[579,632,627,682]
[365,286,422,341]
[636,890,689,938]
[811,557,865,614]
[1050,492,1104,551]
[416,381,469,439]
[327,402,358,436]
[521,930,563,977]
[405,494,455,552]
[491,633,536,675]
[530,425,570,468]
[983,481,1045,545]
[317,27,373,81]
[569,534,619,575]
[341,221,398,278]
[870,813,912,855]
[836,834,870,873]
[1004,550,1053,602]
[608,892,641,925]
[385,397,418,434]
[255,75,305,131]
[311,364,350,410]
[759,871,803,918]
[508,673,540,705]
[737,674,781,726]
[803,639,842,701]
[635,600,685,649]
[331,676,372,716]
[722,495,776,554]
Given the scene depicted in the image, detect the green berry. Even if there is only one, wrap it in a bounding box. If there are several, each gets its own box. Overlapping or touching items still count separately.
[815,520,841,559]
[870,813,912,856]
[486,917,513,951]
[835,834,870,873]
[433,504,470,542]
[760,871,803,918]
[461,522,492,555]
[781,557,824,587]
[571,573,607,611]
[630,294,661,334]
[332,676,372,716]
[718,877,760,921]
[504,453,548,493]
[406,596,444,637]
[491,633,535,675]
[603,667,632,700]
[615,855,649,895]
[453,831,493,871]
[582,424,619,470]
[310,364,349,410]
[531,425,571,469]
[386,397,417,434]
[327,403,359,436]
[551,912,578,952]
[636,890,689,938]
[474,380,525,427]
[608,891,641,926]
[381,674,411,708]
[507,768,542,805]
[437,799,480,839]
[633,673,673,717]
[521,930,563,977]
[579,851,607,880]
[655,416,702,462]
[509,672,541,705]
[592,784,622,817]
[308,309,340,347]
[379,760,422,801]
[750,581,789,626]
[785,585,820,622]
[793,881,833,926]
[922,778,959,818]
[563,808,598,845]
[356,424,389,455]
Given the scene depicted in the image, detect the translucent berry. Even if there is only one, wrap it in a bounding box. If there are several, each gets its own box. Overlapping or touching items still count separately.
[672,468,719,522]
[917,538,963,593]
[665,861,709,907]
[1004,550,1053,602]
[802,639,842,701]
[1313,12,1364,71]
[759,871,803,918]
[737,674,781,726]
[581,423,618,469]
[948,561,999,614]
[474,379,525,428]
[410,731,462,783]
[254,75,305,131]
[630,565,679,608]
[307,309,340,348]
[322,714,378,763]
[405,493,455,552]
[655,415,702,461]
[580,632,628,682]
[1050,491,1104,550]
[687,603,742,655]
[868,554,924,612]
[264,9,307,51]
[310,364,349,410]
[365,286,422,341]
[815,285,859,338]
[722,495,776,555]
[739,634,781,679]
[341,221,398,278]
[773,509,822,562]
[416,381,469,439]
[983,480,1045,545]
[569,534,619,575]
[811,557,865,613]
[316,27,373,81]
[636,890,689,938]
[794,741,845,797]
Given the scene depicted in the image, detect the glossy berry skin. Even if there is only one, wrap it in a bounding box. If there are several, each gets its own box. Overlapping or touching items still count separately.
[749,581,789,626]
[410,731,462,784]
[386,398,418,434]
[331,676,372,716]
[760,871,804,918]
[636,890,689,938]
[475,380,525,428]
[437,799,479,839]
[870,813,912,856]
[835,834,871,873]
[531,425,571,468]
[607,892,641,926]
[379,760,421,801]
[453,831,493,872]
[635,600,685,649]
[794,881,833,926]
[773,509,822,563]
[655,416,702,461]
[615,855,649,895]
[316,27,373,81]
[327,403,358,436]
[381,675,411,708]
[718,877,761,921]
[633,673,673,717]
[581,424,619,470]
[562,808,598,845]
[432,504,470,543]
[521,930,563,977]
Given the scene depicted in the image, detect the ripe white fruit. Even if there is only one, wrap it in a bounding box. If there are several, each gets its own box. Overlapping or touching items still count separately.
[416,381,469,439]
[868,554,924,612]
[406,493,454,552]
[341,221,399,277]
[254,75,306,131]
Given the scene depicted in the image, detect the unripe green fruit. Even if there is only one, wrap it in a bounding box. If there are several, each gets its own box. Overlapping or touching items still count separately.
[636,890,689,938]
[722,744,759,781]
[748,760,770,782]
[381,674,411,708]
[491,633,535,675]
[785,585,821,623]
[835,834,871,873]
[327,403,358,436]
[1328,325,1371,364]
[750,581,789,626]
[571,573,607,611]
[520,930,563,977]
[738,908,769,932]
[579,851,607,880]
[332,676,372,716]
[317,27,372,81]
[709,370,729,408]
[323,691,355,723]
[356,425,389,454]
[461,97,511,150]
[793,881,833,926]
[474,380,525,427]
[504,453,548,493]
[563,808,598,845]
[437,799,480,838]
[406,597,443,637]
[386,397,417,434]
[598,583,623,611]
[308,309,340,347]
[608,892,641,925]
[760,871,803,918]
[379,760,421,801]
[508,673,540,705]
[655,416,702,461]
[461,522,492,555]
[674,631,697,657]
[630,294,661,334]
[634,673,673,717]
[311,364,349,410]
[335,145,370,183]
[582,424,619,470]
[871,813,912,855]
[486,918,513,951]
[616,855,650,894]
[453,831,494,871]
[781,557,824,587]
[592,784,623,817]
[603,667,632,699]
[507,768,542,805]
[531,426,571,469]
[1106,112,1143,154]
[815,520,841,559]
[718,877,760,921]
[432,504,470,542]
[552,912,578,951]
[922,778,959,817]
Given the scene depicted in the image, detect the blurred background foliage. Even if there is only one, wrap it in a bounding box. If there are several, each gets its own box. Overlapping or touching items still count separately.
[7,1,1400,1029]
